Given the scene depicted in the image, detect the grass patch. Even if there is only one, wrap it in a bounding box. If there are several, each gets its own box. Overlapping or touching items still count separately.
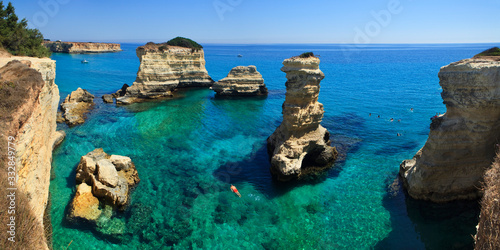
[475,47,500,57]
[299,52,315,58]
[166,37,203,51]
[475,150,500,249]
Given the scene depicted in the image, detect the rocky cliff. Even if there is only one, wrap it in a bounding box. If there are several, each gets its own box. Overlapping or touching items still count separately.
[0,53,60,249]
[211,65,268,96]
[400,57,500,202]
[43,41,121,53]
[267,55,337,181]
[116,43,213,104]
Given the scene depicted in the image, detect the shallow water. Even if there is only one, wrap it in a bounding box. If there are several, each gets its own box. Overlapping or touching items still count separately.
[50,43,494,249]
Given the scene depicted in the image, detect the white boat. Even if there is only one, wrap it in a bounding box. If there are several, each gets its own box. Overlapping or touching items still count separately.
[81,59,89,64]
[237,54,243,57]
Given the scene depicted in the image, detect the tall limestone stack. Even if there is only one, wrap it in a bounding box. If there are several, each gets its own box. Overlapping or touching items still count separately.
[400,57,500,202]
[0,54,60,249]
[267,54,337,181]
[116,42,213,104]
[211,65,268,96]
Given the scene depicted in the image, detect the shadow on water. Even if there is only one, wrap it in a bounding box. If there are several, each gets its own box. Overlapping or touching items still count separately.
[212,131,362,199]
[374,140,421,156]
[375,175,480,250]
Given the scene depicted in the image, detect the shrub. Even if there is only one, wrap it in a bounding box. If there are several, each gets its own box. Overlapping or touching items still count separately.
[0,1,51,57]
[166,37,203,51]
[299,52,315,58]
[475,47,500,57]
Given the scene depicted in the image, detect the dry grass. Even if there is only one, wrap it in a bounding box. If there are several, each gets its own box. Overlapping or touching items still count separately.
[475,151,500,250]
[0,169,49,249]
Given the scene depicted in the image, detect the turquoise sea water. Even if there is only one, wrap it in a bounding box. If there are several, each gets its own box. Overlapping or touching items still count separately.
[50,43,496,249]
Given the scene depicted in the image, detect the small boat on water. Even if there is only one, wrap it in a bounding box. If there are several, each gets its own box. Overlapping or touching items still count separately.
[81,59,89,64]
[237,54,243,57]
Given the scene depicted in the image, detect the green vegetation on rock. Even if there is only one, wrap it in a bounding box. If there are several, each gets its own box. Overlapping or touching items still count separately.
[299,52,315,58]
[166,37,203,51]
[0,1,51,57]
[475,47,500,57]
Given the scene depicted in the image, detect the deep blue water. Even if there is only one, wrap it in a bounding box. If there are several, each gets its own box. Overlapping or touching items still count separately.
[50,43,497,249]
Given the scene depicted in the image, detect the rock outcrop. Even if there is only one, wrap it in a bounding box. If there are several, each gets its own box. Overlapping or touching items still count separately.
[59,87,94,126]
[115,43,213,104]
[43,41,121,53]
[0,53,60,249]
[68,148,140,224]
[211,65,268,96]
[400,57,500,202]
[267,55,337,181]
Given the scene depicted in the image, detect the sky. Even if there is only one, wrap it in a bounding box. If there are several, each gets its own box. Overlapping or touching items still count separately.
[9,0,500,44]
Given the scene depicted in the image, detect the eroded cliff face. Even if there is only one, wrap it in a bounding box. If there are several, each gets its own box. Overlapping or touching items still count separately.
[211,65,268,96]
[267,56,337,181]
[116,44,213,104]
[400,58,500,202]
[43,41,121,53]
[0,55,60,249]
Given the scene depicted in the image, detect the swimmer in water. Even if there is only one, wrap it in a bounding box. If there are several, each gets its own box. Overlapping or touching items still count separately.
[230,184,241,198]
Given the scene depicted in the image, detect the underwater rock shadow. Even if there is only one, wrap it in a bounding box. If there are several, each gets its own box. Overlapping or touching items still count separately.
[212,133,361,199]
[374,175,480,250]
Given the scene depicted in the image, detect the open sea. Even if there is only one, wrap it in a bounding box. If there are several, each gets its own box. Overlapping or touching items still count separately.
[49,43,497,249]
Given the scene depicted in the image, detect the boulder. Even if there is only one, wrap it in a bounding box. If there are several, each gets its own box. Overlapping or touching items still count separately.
[96,159,119,187]
[60,87,94,126]
[102,94,114,103]
[67,183,101,223]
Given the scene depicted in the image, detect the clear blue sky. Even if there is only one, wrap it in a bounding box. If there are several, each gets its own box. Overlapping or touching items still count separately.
[9,0,500,44]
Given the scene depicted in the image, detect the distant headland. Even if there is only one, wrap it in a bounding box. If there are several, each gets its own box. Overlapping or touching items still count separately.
[43,41,121,54]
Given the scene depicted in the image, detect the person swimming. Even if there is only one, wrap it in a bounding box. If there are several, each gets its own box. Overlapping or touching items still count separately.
[230,184,241,198]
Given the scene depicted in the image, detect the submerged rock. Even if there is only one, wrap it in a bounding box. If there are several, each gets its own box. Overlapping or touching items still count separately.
[115,41,213,104]
[102,94,114,103]
[400,57,500,202]
[59,87,94,126]
[211,65,268,96]
[267,55,337,181]
[67,148,140,227]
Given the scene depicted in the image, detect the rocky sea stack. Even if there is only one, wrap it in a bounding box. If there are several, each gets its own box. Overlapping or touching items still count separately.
[115,37,214,104]
[267,54,337,181]
[59,87,94,126]
[400,55,500,202]
[211,65,268,96]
